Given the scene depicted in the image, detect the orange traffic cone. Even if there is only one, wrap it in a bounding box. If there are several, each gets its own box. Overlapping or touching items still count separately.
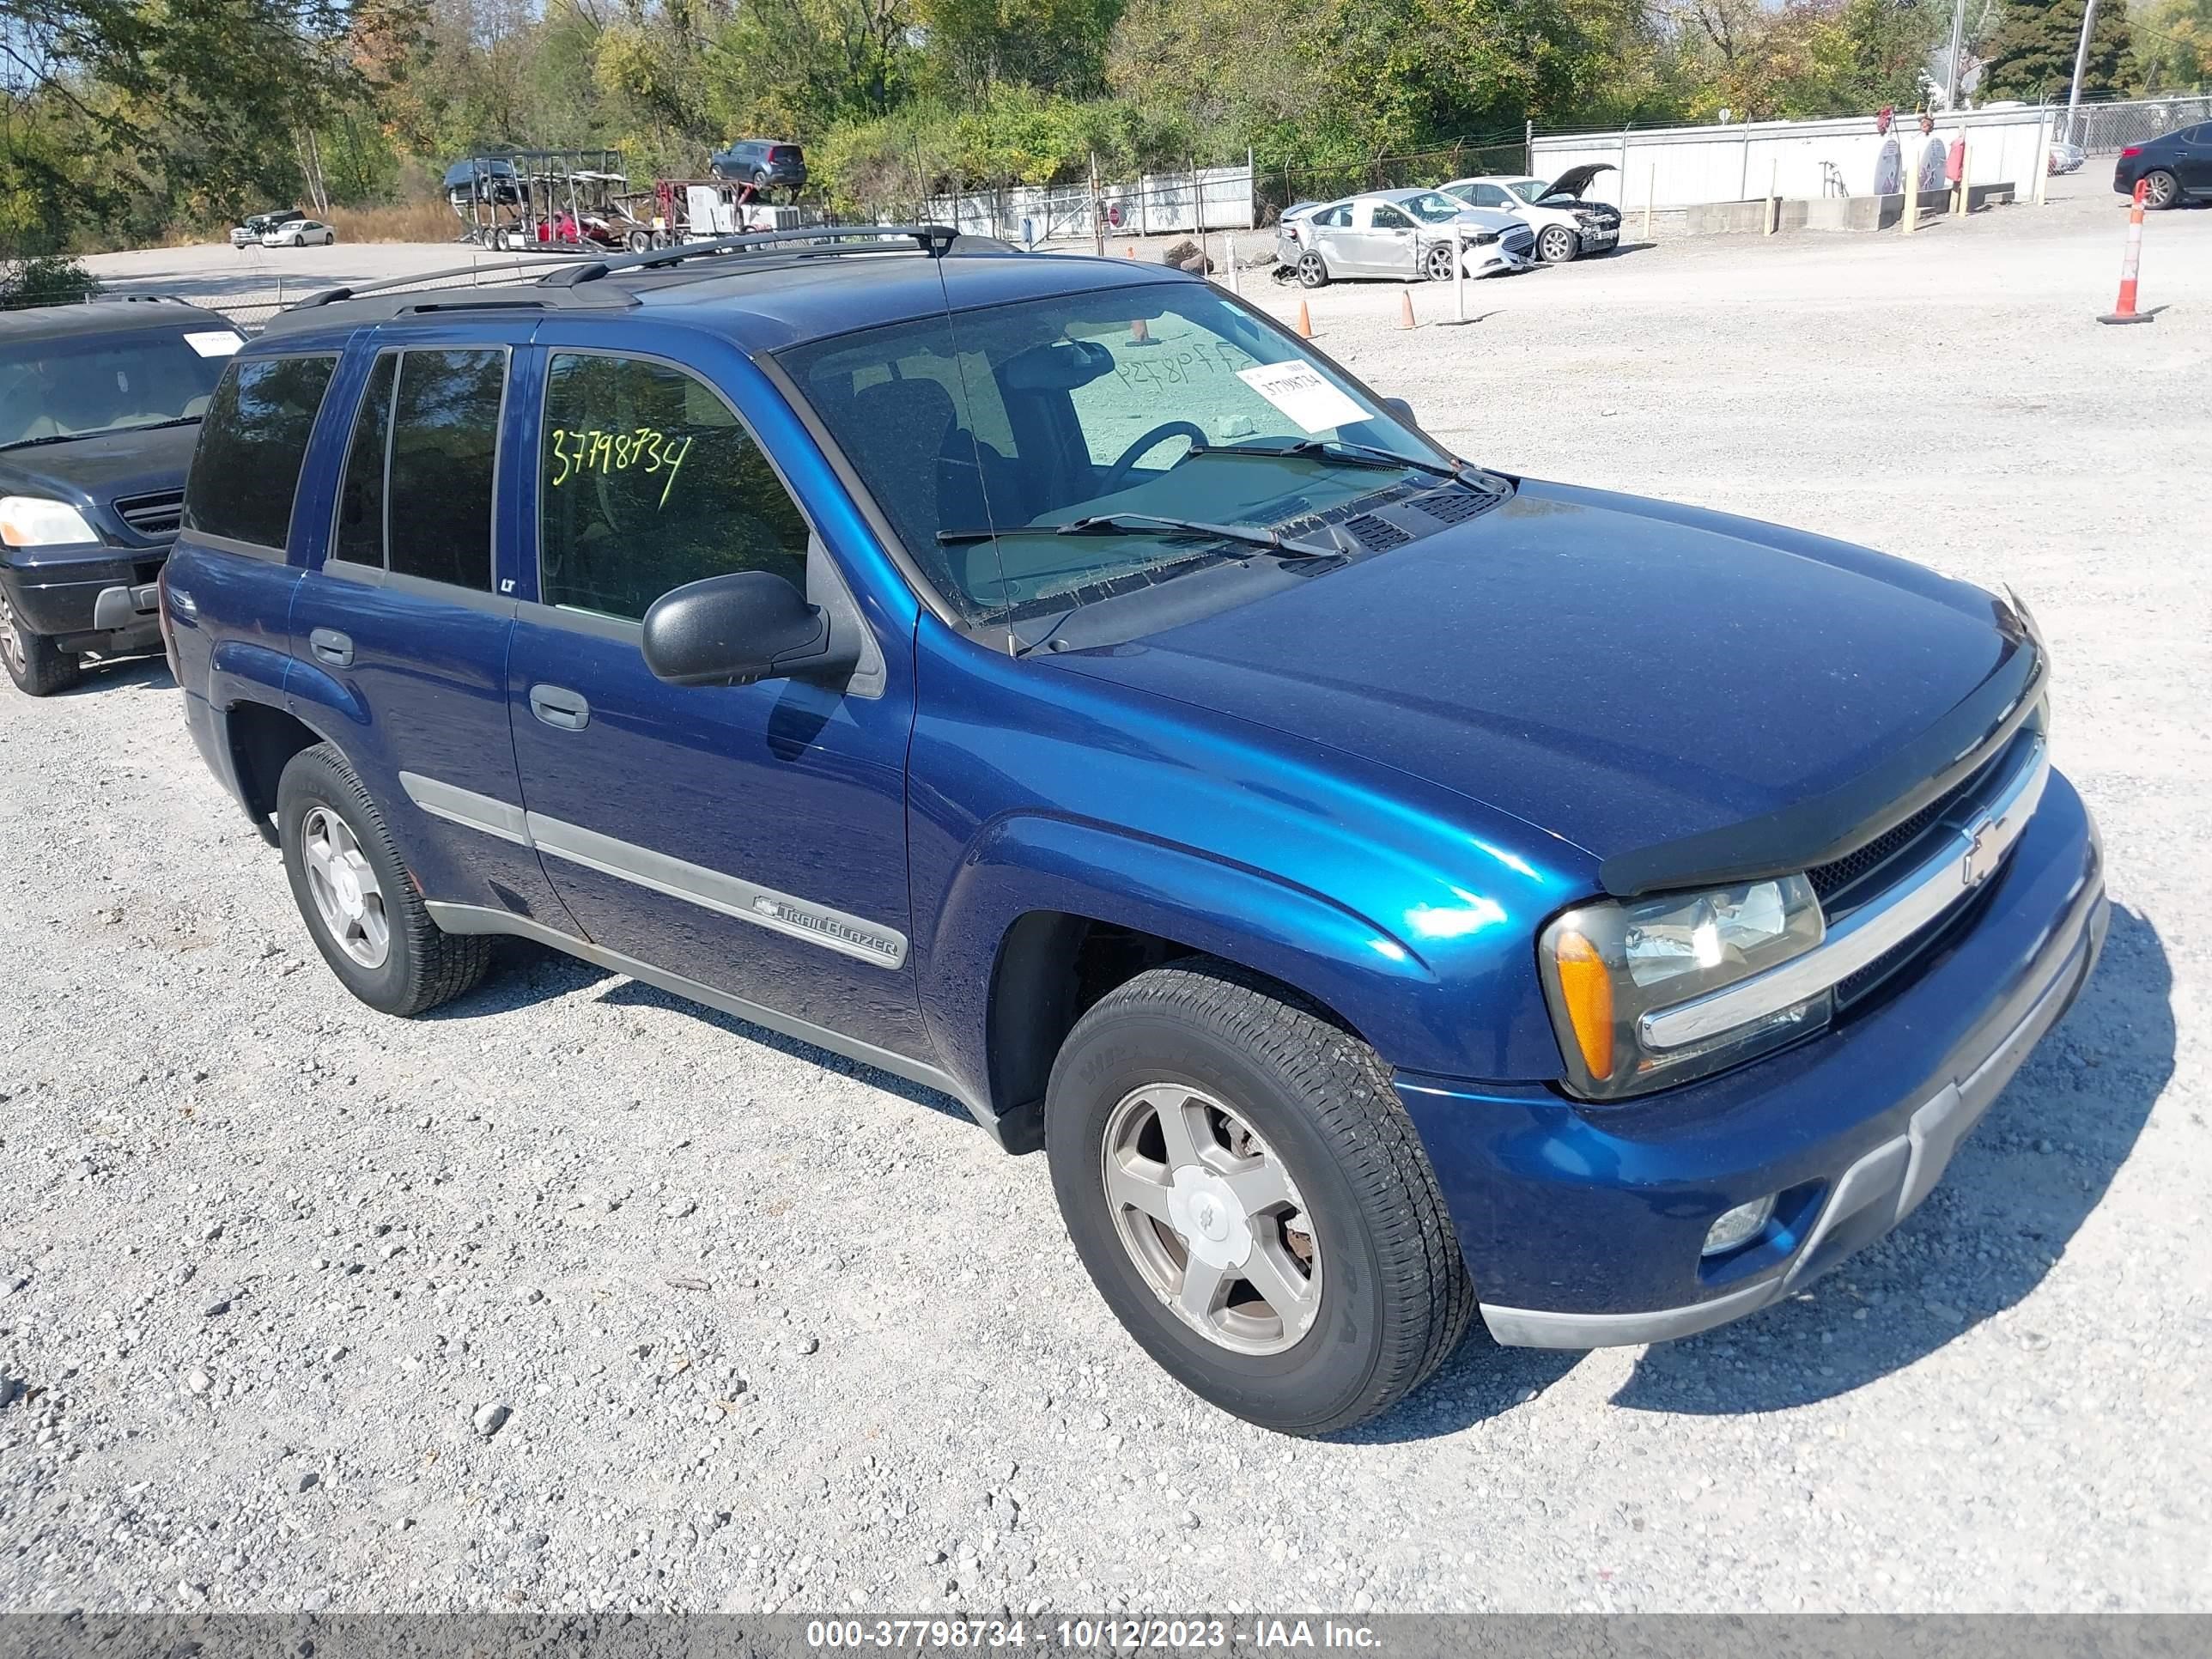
[1399,289,1417,330]
[1295,300,1313,339]
[2100,179,2156,325]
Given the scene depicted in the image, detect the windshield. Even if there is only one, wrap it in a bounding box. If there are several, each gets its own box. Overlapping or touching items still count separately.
[1397,192,1467,224]
[0,325,237,448]
[779,283,1453,624]
[1499,179,1550,204]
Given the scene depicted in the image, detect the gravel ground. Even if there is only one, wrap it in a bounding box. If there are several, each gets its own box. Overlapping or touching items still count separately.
[7,175,2206,1615]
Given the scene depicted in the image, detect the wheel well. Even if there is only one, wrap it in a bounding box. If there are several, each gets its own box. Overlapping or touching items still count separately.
[226,700,321,830]
[985,912,1355,1150]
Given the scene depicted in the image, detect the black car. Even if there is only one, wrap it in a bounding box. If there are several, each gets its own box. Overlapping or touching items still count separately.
[0,298,242,695]
[2113,123,2212,209]
[708,139,806,196]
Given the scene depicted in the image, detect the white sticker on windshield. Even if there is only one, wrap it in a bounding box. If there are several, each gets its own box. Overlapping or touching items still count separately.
[1235,361,1370,434]
[184,330,245,358]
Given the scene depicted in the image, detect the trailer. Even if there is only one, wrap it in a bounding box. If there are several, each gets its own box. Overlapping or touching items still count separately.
[446,149,653,251]
[641,179,823,246]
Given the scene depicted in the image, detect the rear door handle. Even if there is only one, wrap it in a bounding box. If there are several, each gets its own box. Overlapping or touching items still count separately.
[528,684,591,731]
[309,628,353,667]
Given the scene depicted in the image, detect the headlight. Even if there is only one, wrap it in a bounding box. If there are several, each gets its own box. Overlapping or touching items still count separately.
[1538,874,1828,1099]
[1470,229,1499,246]
[0,496,100,548]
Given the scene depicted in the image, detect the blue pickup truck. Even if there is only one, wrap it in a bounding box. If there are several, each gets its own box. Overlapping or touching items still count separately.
[161,228,2106,1435]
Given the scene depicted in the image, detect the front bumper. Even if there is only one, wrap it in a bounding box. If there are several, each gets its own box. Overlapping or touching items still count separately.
[1398,769,2107,1347]
[1,544,167,650]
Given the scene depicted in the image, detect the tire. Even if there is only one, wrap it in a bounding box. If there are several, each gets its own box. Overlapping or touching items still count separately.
[0,588,80,696]
[1296,251,1329,289]
[752,168,772,191]
[1046,959,1474,1436]
[2142,169,2180,210]
[1536,223,1579,264]
[627,229,652,252]
[276,743,493,1018]
[1421,242,1457,282]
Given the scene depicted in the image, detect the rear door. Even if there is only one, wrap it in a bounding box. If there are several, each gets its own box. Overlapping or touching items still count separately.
[501,326,927,1060]
[285,320,569,926]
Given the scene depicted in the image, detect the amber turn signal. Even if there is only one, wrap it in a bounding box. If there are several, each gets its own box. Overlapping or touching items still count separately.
[1553,929,1616,1080]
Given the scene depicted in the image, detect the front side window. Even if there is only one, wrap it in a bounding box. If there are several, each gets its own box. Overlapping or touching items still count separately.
[182,354,338,550]
[779,284,1450,624]
[1397,193,1464,224]
[1370,204,1413,230]
[538,352,808,622]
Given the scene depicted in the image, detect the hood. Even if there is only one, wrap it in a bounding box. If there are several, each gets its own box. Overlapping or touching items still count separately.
[1540,162,1616,202]
[0,421,198,540]
[1442,206,1522,234]
[1046,478,2021,878]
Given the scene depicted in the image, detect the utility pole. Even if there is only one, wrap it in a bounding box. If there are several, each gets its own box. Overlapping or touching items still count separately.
[2065,0,2102,149]
[1943,0,1970,111]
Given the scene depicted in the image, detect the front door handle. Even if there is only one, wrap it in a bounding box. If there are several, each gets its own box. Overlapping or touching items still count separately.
[528,684,591,731]
[309,628,353,666]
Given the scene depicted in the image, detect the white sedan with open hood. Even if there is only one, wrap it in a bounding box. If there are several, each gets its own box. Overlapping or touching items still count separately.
[1441,166,1622,264]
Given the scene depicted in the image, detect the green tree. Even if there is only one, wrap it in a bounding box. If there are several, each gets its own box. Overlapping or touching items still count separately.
[1980,0,2134,100]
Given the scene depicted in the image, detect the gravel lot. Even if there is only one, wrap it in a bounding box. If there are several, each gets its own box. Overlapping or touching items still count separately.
[6,175,2207,1615]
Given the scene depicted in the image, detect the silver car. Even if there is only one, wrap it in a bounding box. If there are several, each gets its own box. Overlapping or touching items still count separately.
[1276,189,1533,288]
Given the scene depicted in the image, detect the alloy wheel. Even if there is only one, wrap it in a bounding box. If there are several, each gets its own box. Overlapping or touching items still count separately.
[0,592,24,679]
[1099,1083,1322,1355]
[300,805,391,969]
[1423,244,1457,281]
[2145,171,2179,209]
[1539,225,1576,263]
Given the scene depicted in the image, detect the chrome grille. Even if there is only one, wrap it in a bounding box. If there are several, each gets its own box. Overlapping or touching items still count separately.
[114,490,183,538]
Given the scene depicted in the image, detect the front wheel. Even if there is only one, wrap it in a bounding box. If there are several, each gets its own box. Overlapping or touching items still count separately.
[2142,169,2181,210]
[1421,242,1458,282]
[1296,251,1329,289]
[276,744,493,1017]
[1046,960,1474,1436]
[0,589,80,696]
[1536,224,1579,264]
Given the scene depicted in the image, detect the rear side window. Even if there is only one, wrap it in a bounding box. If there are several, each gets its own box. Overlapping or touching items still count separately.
[538,352,808,622]
[328,347,503,592]
[183,355,338,550]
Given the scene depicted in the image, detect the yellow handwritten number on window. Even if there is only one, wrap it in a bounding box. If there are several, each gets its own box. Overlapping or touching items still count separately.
[548,426,695,508]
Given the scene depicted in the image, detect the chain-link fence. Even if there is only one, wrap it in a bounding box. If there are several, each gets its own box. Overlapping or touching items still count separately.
[1265,141,1529,219]
[2061,94,2212,153]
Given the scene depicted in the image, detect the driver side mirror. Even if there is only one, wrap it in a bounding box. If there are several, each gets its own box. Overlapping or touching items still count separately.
[1380,396,1419,428]
[641,570,858,689]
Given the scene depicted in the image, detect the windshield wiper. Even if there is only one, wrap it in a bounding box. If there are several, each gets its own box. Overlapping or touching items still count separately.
[938,514,1340,560]
[1188,437,1507,492]
[0,413,202,453]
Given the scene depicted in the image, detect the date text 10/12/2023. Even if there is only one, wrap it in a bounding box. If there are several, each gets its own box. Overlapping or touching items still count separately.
[803,1620,1383,1650]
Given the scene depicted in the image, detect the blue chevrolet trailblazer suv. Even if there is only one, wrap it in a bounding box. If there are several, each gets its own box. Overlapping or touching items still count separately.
[161,226,2107,1435]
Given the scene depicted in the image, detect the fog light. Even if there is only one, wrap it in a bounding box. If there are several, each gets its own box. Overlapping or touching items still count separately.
[1703,1194,1776,1256]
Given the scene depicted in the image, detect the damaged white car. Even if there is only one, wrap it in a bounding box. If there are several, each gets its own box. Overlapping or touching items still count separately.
[1441,167,1623,264]
[1274,189,1534,288]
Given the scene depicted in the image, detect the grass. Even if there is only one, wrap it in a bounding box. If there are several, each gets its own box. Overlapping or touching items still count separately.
[324,200,468,244]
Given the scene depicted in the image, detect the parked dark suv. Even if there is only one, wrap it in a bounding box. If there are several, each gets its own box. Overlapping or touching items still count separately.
[0,297,244,695]
[2113,123,2212,209]
[162,228,2103,1434]
[709,139,806,197]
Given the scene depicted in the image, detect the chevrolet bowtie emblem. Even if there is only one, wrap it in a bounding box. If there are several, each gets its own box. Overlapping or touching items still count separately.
[1961,814,2002,889]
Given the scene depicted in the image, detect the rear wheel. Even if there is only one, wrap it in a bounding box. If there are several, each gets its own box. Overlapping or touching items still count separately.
[1296,251,1329,289]
[1046,960,1474,1436]
[276,743,492,1017]
[2142,168,2181,210]
[0,590,80,697]
[1536,223,1579,264]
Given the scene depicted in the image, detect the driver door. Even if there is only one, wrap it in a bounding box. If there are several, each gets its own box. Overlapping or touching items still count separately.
[1350,202,1418,276]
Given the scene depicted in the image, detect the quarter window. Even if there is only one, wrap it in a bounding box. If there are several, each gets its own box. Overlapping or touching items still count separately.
[182,355,338,550]
[538,353,809,623]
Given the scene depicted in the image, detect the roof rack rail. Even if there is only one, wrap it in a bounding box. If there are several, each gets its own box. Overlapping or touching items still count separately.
[286,223,967,315]
[541,223,961,288]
